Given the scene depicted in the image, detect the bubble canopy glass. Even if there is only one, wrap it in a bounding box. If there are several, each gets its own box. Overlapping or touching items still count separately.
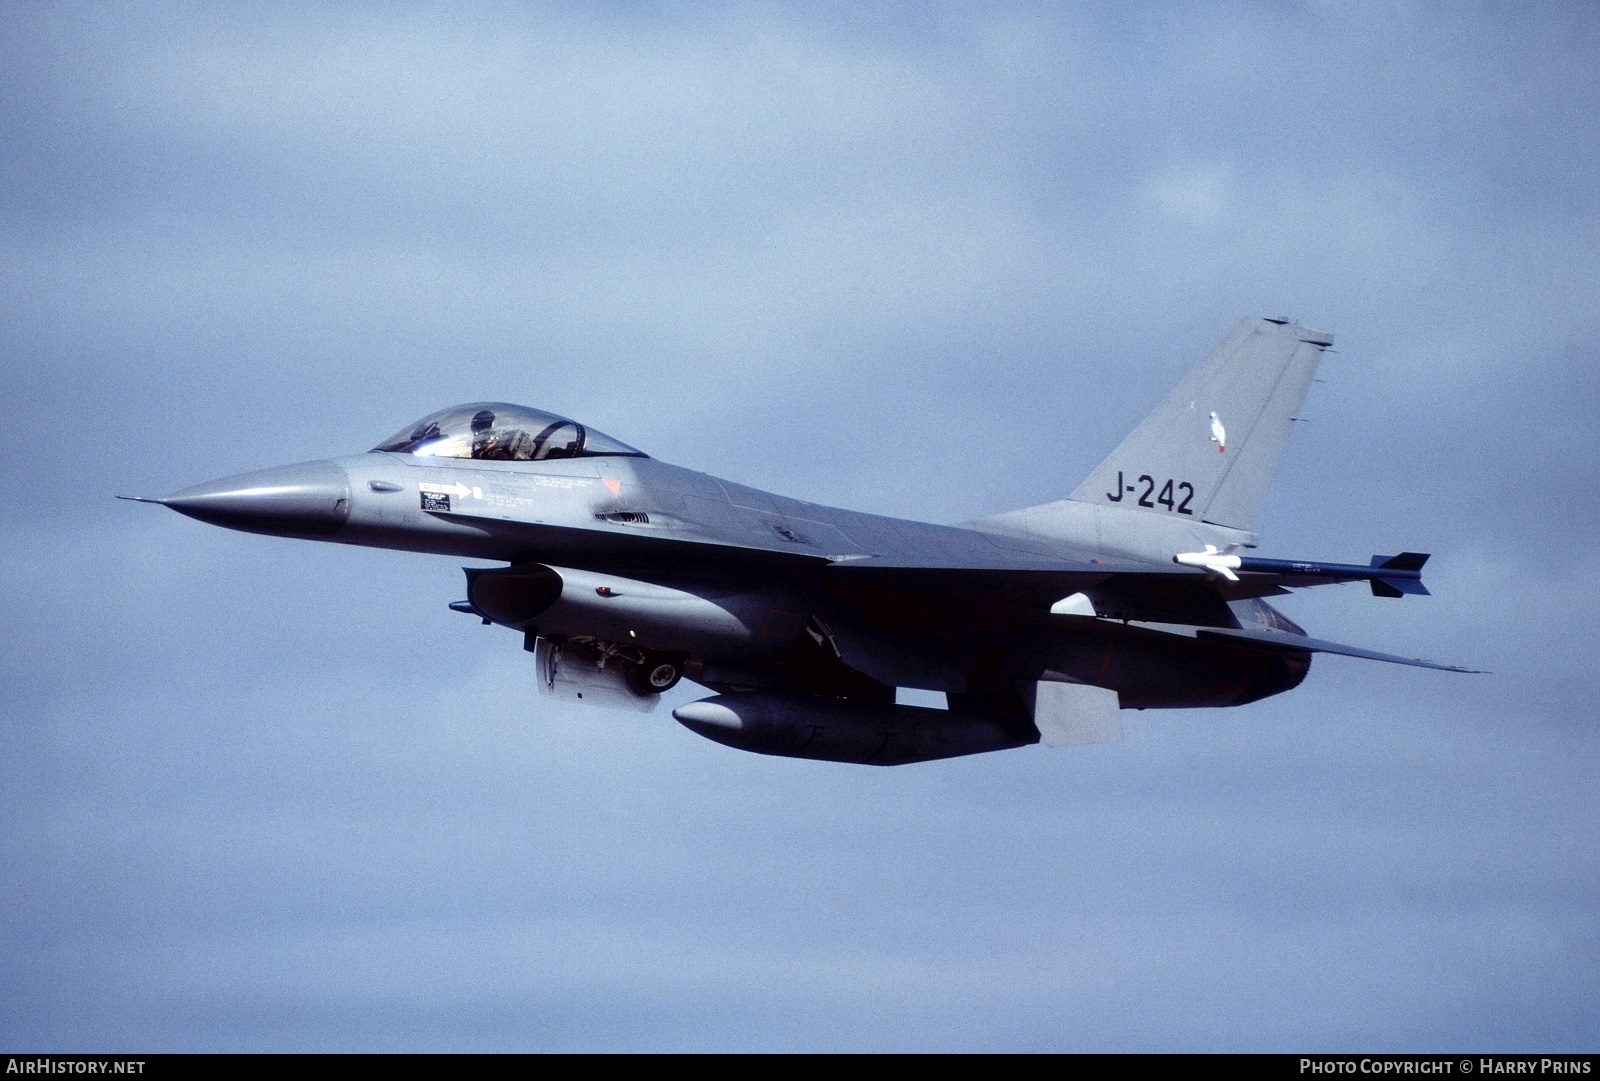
[373,403,647,461]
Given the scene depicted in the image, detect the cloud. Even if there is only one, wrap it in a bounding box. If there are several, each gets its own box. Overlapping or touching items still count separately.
[3,0,1598,1051]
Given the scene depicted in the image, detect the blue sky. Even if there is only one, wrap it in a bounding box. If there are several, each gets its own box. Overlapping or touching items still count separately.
[2,2,1597,1051]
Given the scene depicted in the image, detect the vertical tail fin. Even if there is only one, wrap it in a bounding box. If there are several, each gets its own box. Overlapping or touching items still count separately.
[1069,317,1331,531]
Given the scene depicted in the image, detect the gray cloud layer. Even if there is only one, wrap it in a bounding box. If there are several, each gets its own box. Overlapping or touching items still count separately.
[3,2,1596,1051]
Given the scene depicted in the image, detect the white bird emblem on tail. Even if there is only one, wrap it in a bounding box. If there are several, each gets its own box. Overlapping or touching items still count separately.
[1209,411,1226,453]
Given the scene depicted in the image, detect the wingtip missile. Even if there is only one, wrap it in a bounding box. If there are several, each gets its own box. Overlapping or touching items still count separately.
[1198,551,1434,599]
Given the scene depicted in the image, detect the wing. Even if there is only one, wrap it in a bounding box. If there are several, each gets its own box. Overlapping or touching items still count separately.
[818,551,1405,624]
[430,490,1471,674]
[817,553,1475,674]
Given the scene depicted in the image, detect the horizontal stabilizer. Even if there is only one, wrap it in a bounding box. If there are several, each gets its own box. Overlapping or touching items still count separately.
[1195,626,1481,673]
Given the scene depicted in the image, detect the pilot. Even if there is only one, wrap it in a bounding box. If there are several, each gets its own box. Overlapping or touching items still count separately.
[471,409,514,460]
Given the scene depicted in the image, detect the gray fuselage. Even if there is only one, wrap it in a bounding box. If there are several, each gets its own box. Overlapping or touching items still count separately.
[158,448,1308,713]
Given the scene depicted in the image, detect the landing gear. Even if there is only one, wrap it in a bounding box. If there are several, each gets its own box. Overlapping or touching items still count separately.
[627,652,683,695]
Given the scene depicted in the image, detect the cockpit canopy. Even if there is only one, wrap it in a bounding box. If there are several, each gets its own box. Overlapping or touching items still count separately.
[373,402,647,462]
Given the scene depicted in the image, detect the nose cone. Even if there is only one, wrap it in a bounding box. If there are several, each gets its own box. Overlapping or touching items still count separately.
[161,460,351,537]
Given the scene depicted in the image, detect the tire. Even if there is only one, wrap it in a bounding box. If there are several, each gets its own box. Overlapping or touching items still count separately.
[628,654,682,694]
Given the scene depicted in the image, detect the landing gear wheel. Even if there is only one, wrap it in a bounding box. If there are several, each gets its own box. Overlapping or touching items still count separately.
[627,653,683,695]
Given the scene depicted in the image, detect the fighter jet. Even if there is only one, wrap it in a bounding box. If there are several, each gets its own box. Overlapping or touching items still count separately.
[124,317,1474,765]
